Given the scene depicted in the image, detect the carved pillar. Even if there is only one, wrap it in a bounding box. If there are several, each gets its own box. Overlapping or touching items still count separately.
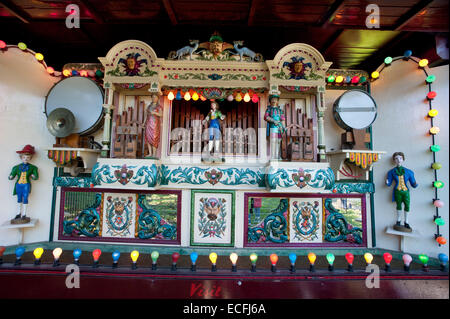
[316,87,326,162]
[101,82,114,158]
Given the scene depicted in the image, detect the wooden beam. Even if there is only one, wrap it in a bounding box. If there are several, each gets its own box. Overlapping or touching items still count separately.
[316,0,346,27]
[79,0,105,24]
[162,0,177,25]
[0,0,31,23]
[393,0,434,31]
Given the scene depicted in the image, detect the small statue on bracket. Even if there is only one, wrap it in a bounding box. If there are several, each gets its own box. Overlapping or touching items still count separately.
[144,92,163,159]
[8,145,39,224]
[386,152,418,232]
[264,90,286,160]
[202,100,225,162]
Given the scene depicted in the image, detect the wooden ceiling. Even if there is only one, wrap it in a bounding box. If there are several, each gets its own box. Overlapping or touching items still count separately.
[0,0,448,71]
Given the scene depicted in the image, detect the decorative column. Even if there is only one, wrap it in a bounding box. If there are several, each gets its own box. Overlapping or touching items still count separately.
[101,82,114,158]
[316,86,326,162]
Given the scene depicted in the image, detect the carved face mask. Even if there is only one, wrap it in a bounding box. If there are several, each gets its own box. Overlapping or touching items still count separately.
[126,58,136,70]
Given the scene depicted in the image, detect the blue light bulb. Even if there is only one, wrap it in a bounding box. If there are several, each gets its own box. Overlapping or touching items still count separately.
[176,91,182,100]
[15,246,25,258]
[288,253,297,265]
[73,249,82,260]
[190,252,198,264]
[438,253,448,265]
[403,50,412,58]
[112,251,121,262]
[345,76,352,83]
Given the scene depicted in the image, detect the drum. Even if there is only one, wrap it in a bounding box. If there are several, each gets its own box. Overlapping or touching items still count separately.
[45,77,104,135]
[333,89,377,130]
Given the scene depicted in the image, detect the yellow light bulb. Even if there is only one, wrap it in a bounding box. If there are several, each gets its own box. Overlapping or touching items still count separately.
[63,69,71,77]
[235,93,242,102]
[209,252,218,265]
[336,75,344,83]
[131,250,139,263]
[33,247,44,259]
[184,91,191,101]
[243,93,251,102]
[419,59,429,68]
[192,92,199,101]
[230,253,238,265]
[364,253,373,264]
[35,53,44,61]
[307,252,316,265]
[428,109,438,117]
[53,247,62,260]
[371,71,379,79]
[168,91,175,101]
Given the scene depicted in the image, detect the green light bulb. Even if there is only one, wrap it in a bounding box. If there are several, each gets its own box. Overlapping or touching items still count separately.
[419,254,429,265]
[384,56,393,65]
[430,145,440,152]
[426,75,436,83]
[151,251,159,263]
[326,253,335,265]
[359,76,367,83]
[434,181,444,189]
[250,253,258,265]
[435,218,445,226]
[327,75,335,83]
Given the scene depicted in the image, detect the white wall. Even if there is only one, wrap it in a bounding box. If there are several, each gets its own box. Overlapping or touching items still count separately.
[0,48,58,246]
[371,61,449,257]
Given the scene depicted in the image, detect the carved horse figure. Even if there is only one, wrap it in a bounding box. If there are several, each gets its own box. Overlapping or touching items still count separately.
[173,40,199,60]
[233,41,262,62]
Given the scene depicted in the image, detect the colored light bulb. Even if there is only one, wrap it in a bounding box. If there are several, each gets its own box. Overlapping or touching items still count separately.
[429,127,440,135]
[18,42,27,50]
[426,75,436,83]
[364,253,373,265]
[95,70,103,77]
[383,252,393,265]
[73,249,82,260]
[79,70,88,77]
[71,70,78,76]
[190,252,198,264]
[307,252,316,265]
[326,253,335,265]
[0,40,6,49]
[209,252,218,265]
[402,254,412,271]
[130,250,139,263]
[168,91,175,100]
[428,109,438,117]
[433,199,444,208]
[335,75,344,83]
[192,92,199,101]
[62,69,71,77]
[235,93,242,102]
[436,236,447,245]
[250,253,258,264]
[251,93,259,103]
[403,50,412,58]
[92,249,101,262]
[229,253,238,265]
[15,246,25,265]
[345,253,354,265]
[418,254,429,265]
[359,76,367,83]
[151,251,159,264]
[269,253,278,266]
[427,91,437,100]
[327,75,335,83]
[176,91,182,100]
[53,248,62,260]
[419,59,428,68]
[35,53,44,61]
[46,66,54,74]
[438,253,448,265]
[432,162,442,170]
[33,247,44,260]
[0,246,5,257]
[184,91,191,101]
[384,56,393,65]
[430,145,440,152]
[351,76,360,84]
[243,92,251,102]
[433,181,444,189]
[172,252,180,264]
[112,251,120,262]
[345,76,352,83]
[434,217,445,226]
[371,71,379,79]
[288,253,297,265]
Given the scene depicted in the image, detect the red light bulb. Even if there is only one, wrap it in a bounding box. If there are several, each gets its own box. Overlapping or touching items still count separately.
[0,40,7,49]
[270,253,278,266]
[92,249,101,262]
[383,252,393,265]
[351,76,360,84]
[172,252,180,264]
[345,253,354,265]
[427,91,437,100]
[437,237,447,245]
[0,246,5,257]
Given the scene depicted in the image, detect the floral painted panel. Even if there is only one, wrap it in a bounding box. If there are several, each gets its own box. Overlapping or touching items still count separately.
[289,198,322,243]
[102,193,136,238]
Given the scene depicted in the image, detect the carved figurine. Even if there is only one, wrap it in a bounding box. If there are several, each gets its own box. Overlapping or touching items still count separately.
[144,93,163,158]
[202,100,225,161]
[386,152,418,232]
[8,145,39,224]
[264,91,286,160]
[173,40,199,60]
